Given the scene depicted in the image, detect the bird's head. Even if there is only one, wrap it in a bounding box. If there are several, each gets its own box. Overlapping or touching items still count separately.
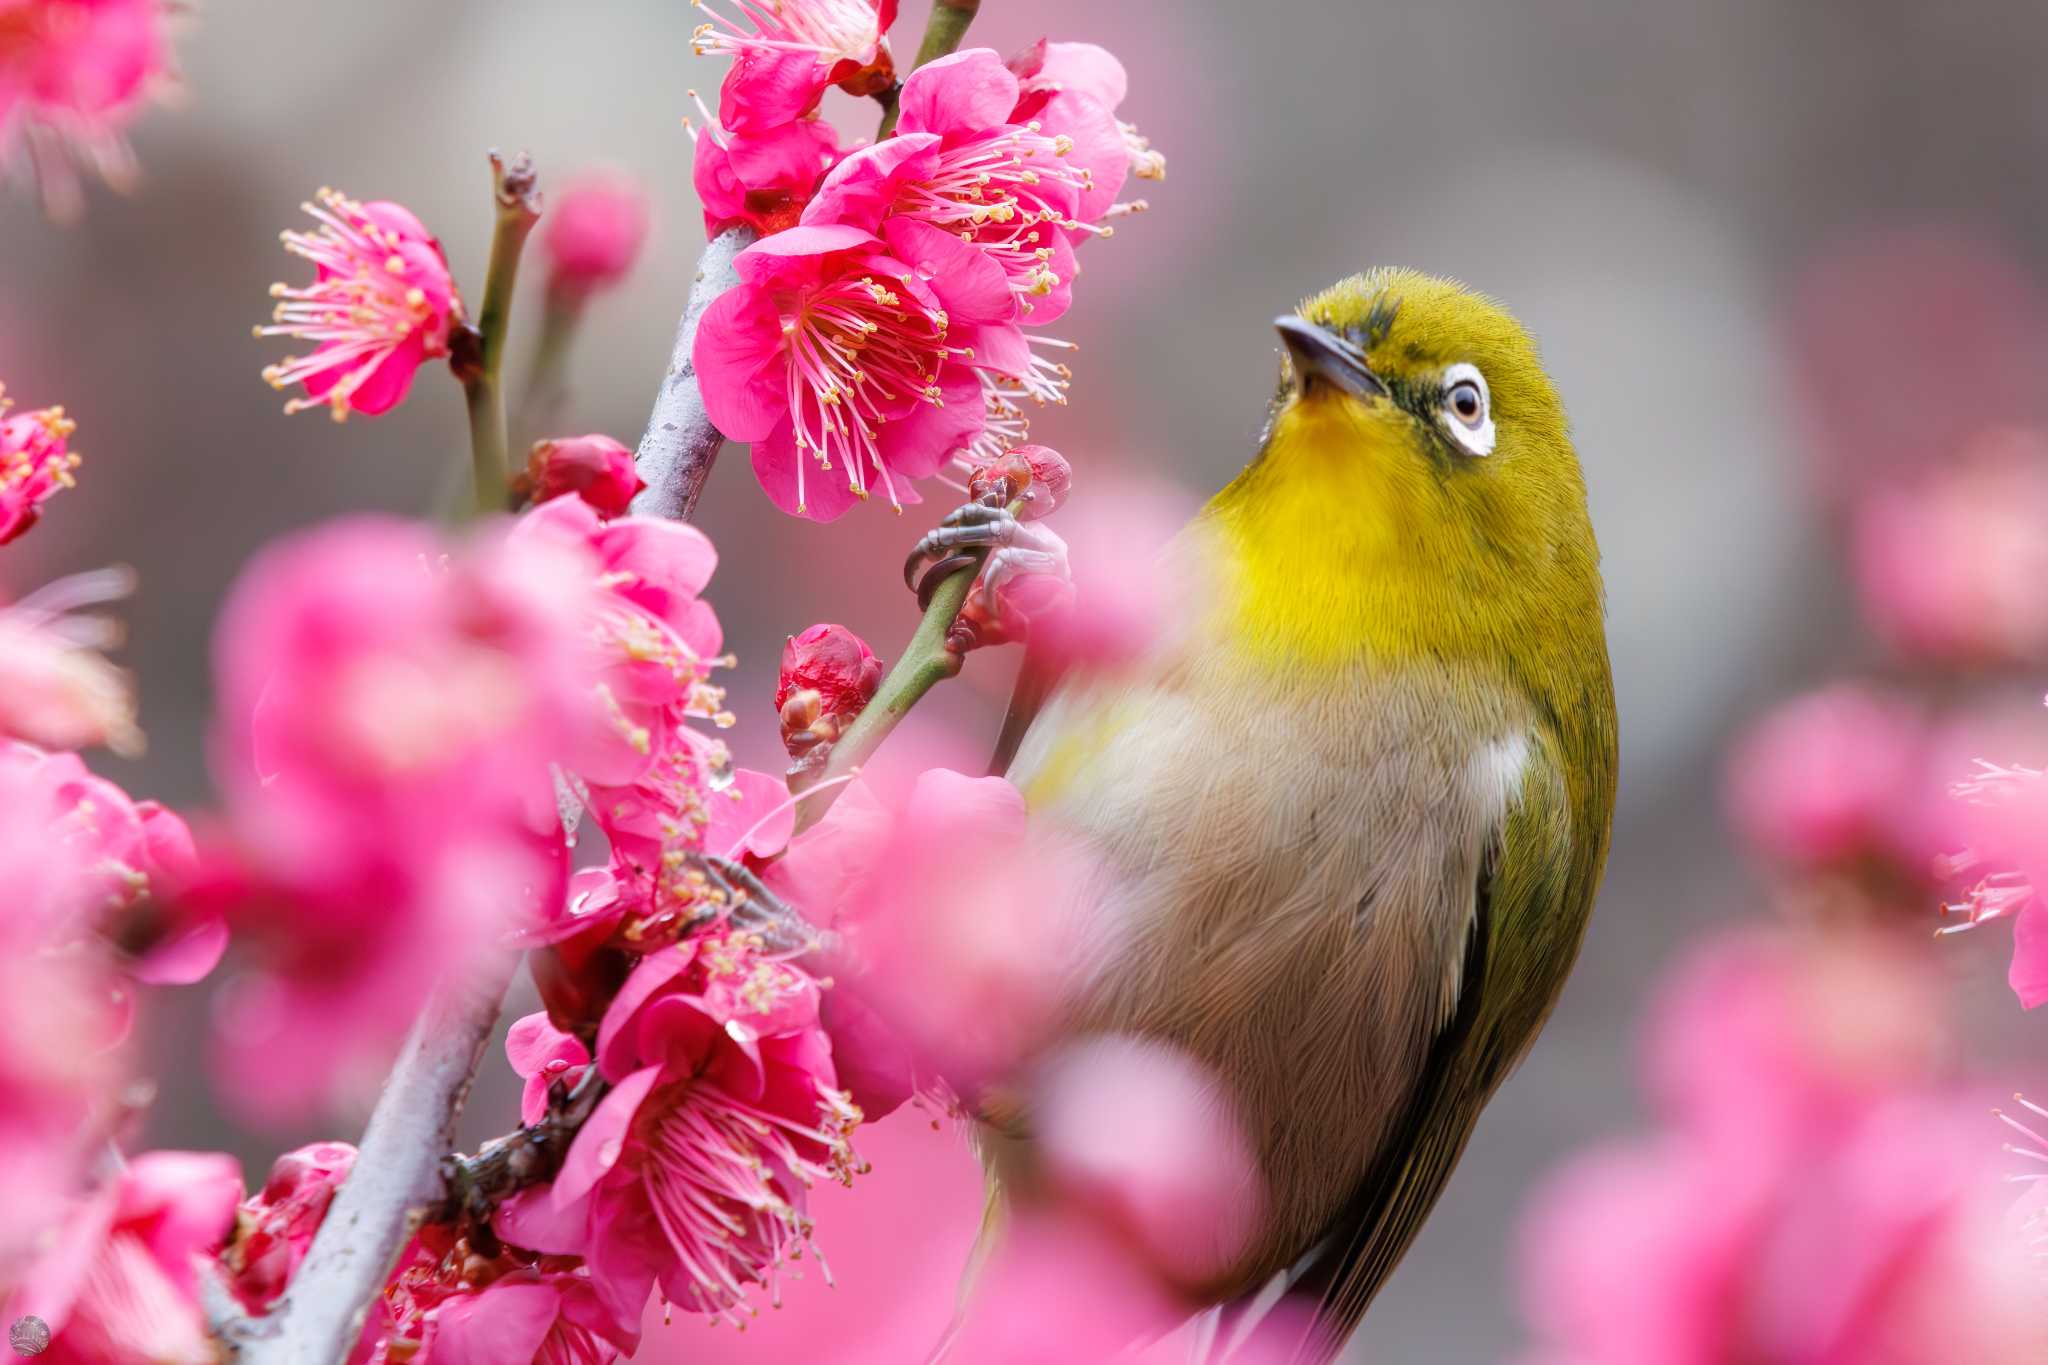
[1211,268,1606,678]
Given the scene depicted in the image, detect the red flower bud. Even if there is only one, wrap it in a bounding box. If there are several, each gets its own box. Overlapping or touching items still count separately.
[777,624,882,758]
[515,435,645,517]
[964,443,1072,520]
[541,171,650,297]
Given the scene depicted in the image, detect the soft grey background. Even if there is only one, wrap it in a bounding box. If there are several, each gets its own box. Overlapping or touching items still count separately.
[5,1,2047,1360]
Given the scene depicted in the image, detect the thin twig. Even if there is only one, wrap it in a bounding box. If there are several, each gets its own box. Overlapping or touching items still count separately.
[455,151,541,517]
[629,225,754,523]
[219,955,517,1363]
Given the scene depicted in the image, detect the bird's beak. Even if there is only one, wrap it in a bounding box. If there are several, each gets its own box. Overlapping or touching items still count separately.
[1275,315,1387,400]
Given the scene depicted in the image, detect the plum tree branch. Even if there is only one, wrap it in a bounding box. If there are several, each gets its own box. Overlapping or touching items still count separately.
[629,225,755,523]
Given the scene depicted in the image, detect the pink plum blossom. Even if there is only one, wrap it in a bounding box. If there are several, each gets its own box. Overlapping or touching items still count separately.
[1723,684,1929,873]
[694,224,1004,519]
[1009,40,1166,209]
[493,928,860,1334]
[0,0,173,217]
[541,170,650,299]
[0,382,79,542]
[690,109,840,238]
[802,49,1094,324]
[1942,755,2048,1009]
[693,0,898,133]
[1034,1036,1263,1292]
[1850,427,2048,667]
[0,569,140,756]
[1513,927,2048,1365]
[352,1228,636,1365]
[257,188,462,421]
[224,1140,357,1312]
[0,754,130,1285]
[776,622,881,758]
[199,516,604,1118]
[771,767,1097,1098]
[514,435,646,518]
[6,1150,243,1365]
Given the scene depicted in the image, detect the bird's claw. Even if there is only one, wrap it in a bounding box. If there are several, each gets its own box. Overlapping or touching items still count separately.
[682,851,827,955]
[903,502,1023,599]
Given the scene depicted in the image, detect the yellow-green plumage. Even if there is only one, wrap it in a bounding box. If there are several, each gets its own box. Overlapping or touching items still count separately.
[996,270,1616,1361]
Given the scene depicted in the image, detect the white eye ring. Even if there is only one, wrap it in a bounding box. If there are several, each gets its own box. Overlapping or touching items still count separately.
[1440,362,1495,457]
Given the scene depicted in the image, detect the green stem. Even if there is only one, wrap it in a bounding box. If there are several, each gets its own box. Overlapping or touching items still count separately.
[459,151,541,517]
[875,0,983,137]
[792,498,1019,835]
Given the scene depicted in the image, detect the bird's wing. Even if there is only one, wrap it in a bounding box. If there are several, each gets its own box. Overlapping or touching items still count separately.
[1259,732,1601,1364]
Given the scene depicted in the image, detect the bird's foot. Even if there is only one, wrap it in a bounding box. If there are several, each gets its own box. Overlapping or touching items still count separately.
[682,851,829,956]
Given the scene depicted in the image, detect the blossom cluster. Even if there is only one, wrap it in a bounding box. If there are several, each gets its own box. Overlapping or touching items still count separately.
[690,0,1162,519]
[0,0,175,217]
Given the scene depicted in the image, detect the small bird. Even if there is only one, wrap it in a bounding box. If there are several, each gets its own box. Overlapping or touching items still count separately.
[967,268,1618,1361]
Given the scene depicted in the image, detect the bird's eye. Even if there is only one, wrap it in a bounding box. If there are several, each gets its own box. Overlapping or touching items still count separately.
[1439,362,1495,457]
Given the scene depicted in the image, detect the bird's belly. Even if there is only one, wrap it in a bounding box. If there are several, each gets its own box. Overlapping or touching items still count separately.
[1011,670,1518,1296]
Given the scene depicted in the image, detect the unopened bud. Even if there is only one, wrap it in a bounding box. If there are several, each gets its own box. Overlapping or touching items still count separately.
[514,434,645,516]
[965,443,1071,520]
[777,624,882,758]
[541,171,651,297]
[224,1140,358,1312]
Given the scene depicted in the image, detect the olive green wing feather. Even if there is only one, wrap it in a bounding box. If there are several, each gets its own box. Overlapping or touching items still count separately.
[1268,728,1610,1364]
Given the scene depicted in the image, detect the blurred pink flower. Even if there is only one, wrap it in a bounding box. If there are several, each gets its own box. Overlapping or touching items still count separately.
[772,767,1096,1098]
[693,0,898,132]
[224,1140,357,1313]
[1851,428,2048,667]
[0,383,79,543]
[1020,475,1197,676]
[494,930,860,1334]
[515,435,646,518]
[693,224,999,520]
[0,0,173,217]
[776,622,881,758]
[541,170,650,299]
[0,570,140,756]
[1513,927,2047,1365]
[1724,683,1928,872]
[1035,1036,1263,1292]
[7,1150,242,1365]
[258,188,462,421]
[6,740,220,1000]
[690,110,840,238]
[1943,757,2048,1008]
[199,516,602,1117]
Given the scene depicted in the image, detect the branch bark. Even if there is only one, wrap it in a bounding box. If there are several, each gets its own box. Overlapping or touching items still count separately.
[629,225,755,523]
[214,956,515,1363]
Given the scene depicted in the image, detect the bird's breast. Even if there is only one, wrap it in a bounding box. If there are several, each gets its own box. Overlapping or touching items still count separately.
[1007,657,1534,1294]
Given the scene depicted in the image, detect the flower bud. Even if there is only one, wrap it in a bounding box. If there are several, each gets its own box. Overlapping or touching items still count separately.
[777,624,882,758]
[514,435,645,517]
[541,171,651,298]
[225,1140,358,1311]
[965,443,1071,520]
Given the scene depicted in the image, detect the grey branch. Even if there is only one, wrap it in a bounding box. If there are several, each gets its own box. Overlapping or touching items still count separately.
[630,225,755,523]
[212,956,514,1363]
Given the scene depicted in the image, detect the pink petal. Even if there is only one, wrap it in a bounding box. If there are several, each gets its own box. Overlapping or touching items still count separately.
[492,1186,590,1257]
[1037,41,1129,108]
[693,285,790,443]
[898,48,1021,139]
[881,216,1018,325]
[877,367,986,481]
[129,913,228,986]
[431,1281,559,1365]
[751,420,863,522]
[596,948,691,1079]
[704,766,798,860]
[2011,900,2048,1009]
[800,133,942,232]
[553,1065,661,1209]
[734,223,880,277]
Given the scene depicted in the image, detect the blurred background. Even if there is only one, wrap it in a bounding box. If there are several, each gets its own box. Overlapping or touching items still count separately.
[6,0,2048,1359]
